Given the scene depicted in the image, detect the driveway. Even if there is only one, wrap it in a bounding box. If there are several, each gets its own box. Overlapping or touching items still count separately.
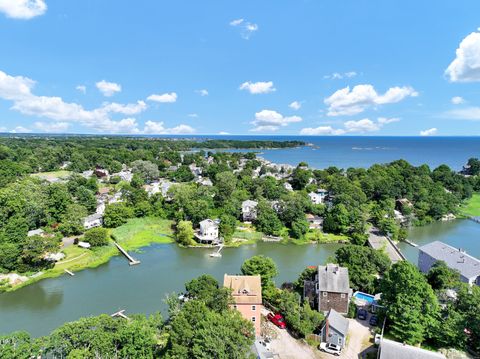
[336,318,373,359]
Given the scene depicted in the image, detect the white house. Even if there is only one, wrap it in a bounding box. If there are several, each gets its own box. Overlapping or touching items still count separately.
[284,182,293,192]
[27,229,45,237]
[242,200,258,222]
[83,213,103,229]
[195,219,220,244]
[308,189,329,205]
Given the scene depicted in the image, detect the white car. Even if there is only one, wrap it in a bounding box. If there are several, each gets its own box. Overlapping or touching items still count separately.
[319,342,341,356]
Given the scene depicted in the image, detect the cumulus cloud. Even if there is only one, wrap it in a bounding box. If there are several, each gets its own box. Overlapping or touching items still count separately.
[239,81,276,94]
[289,101,301,110]
[324,84,418,116]
[0,69,193,134]
[147,92,177,103]
[451,96,465,105]
[300,117,398,136]
[196,89,208,96]
[420,128,438,136]
[230,18,258,39]
[76,85,86,94]
[34,121,69,133]
[324,71,357,80]
[250,109,302,132]
[9,126,31,133]
[0,0,47,19]
[445,30,480,82]
[447,106,480,120]
[96,80,121,97]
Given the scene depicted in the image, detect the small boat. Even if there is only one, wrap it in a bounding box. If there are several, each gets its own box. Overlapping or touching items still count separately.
[209,244,223,258]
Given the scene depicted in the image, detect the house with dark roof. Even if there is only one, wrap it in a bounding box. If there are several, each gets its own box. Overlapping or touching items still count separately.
[320,309,349,349]
[418,241,480,286]
[377,338,446,359]
[306,263,351,314]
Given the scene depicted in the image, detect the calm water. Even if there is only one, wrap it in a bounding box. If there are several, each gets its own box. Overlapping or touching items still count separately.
[215,136,480,170]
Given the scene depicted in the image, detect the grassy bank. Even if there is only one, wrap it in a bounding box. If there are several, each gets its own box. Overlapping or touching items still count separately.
[293,231,349,245]
[460,193,480,217]
[5,218,174,292]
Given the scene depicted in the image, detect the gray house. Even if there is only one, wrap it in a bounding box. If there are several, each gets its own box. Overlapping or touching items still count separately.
[378,338,446,359]
[242,200,258,222]
[317,264,351,314]
[320,309,349,349]
[418,241,480,286]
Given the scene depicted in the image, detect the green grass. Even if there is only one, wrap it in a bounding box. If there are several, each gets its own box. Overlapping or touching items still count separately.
[6,218,174,292]
[461,193,480,217]
[31,170,72,180]
[300,230,349,244]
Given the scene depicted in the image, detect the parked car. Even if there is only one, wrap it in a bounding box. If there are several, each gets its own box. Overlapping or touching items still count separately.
[267,313,286,329]
[369,315,378,326]
[319,342,341,356]
[357,308,368,320]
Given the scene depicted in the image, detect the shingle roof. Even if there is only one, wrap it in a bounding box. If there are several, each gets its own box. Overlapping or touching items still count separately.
[223,274,262,305]
[379,339,446,359]
[419,241,480,279]
[326,309,349,336]
[318,264,350,293]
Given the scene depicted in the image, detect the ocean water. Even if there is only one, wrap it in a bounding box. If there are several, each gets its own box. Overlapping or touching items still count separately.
[189,136,480,170]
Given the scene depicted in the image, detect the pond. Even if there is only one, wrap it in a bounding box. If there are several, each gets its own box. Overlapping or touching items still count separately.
[0,219,478,337]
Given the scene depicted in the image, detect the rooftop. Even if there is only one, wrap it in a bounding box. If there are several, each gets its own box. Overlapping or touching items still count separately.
[419,241,480,279]
[223,274,262,305]
[318,263,350,293]
[325,309,349,336]
[379,338,446,359]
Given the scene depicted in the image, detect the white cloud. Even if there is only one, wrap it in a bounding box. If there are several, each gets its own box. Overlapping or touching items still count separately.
[196,89,208,96]
[239,81,276,94]
[230,18,258,39]
[76,85,86,94]
[143,121,195,135]
[451,96,465,105]
[445,30,480,82]
[187,113,198,118]
[0,69,192,134]
[420,128,438,136]
[34,121,69,133]
[299,117,398,136]
[289,101,301,110]
[9,126,31,133]
[447,106,480,120]
[147,92,177,103]
[324,84,418,116]
[0,126,6,132]
[96,80,121,97]
[218,131,230,135]
[0,0,47,19]
[324,71,357,80]
[250,109,302,132]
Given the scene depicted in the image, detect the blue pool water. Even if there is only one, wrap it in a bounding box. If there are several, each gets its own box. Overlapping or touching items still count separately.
[353,291,375,304]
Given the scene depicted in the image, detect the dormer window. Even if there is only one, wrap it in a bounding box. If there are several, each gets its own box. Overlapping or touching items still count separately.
[241,289,249,295]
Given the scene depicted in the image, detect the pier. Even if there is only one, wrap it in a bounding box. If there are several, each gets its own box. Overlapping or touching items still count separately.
[64,269,75,276]
[113,242,140,266]
[367,228,406,264]
[403,239,418,248]
[111,310,130,320]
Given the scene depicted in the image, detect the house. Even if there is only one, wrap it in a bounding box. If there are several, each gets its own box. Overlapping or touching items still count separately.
[223,274,263,337]
[377,338,446,359]
[320,309,349,349]
[308,190,328,205]
[78,241,91,249]
[306,214,323,230]
[284,182,293,191]
[194,219,220,244]
[27,229,45,237]
[242,200,258,222]
[160,181,173,198]
[310,264,351,314]
[83,213,103,229]
[94,167,109,179]
[196,177,213,186]
[418,241,480,286]
[189,163,202,177]
[81,170,94,179]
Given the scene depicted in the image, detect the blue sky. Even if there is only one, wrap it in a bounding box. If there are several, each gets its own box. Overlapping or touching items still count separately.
[1,0,480,136]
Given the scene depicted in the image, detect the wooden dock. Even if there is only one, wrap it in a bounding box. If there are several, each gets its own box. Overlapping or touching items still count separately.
[111,310,130,320]
[403,239,418,248]
[64,269,75,276]
[113,242,140,265]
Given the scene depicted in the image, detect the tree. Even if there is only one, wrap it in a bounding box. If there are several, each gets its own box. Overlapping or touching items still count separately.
[131,160,160,183]
[426,260,461,291]
[103,203,134,228]
[379,261,440,345]
[173,165,195,182]
[185,275,231,312]
[176,220,194,246]
[218,213,236,242]
[241,255,278,299]
[291,167,311,190]
[58,203,87,236]
[255,202,282,236]
[84,227,109,247]
[290,219,309,239]
[214,171,237,206]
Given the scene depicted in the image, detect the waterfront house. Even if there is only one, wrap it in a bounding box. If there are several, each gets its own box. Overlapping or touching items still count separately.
[418,241,480,286]
[242,200,258,222]
[377,338,446,359]
[223,274,263,337]
[195,219,220,244]
[320,309,349,349]
[306,263,351,314]
[83,213,103,229]
[306,213,323,230]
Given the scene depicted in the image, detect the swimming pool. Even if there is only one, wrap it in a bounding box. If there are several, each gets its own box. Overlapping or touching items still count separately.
[353,291,375,304]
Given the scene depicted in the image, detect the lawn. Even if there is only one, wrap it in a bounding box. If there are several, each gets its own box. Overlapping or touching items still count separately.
[461,193,480,217]
[111,217,175,250]
[31,170,72,180]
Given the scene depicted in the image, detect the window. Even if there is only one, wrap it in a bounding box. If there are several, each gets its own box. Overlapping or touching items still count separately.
[338,337,343,345]
[252,305,256,311]
[233,305,237,309]
[323,292,328,297]
[341,293,345,298]
[251,317,256,322]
